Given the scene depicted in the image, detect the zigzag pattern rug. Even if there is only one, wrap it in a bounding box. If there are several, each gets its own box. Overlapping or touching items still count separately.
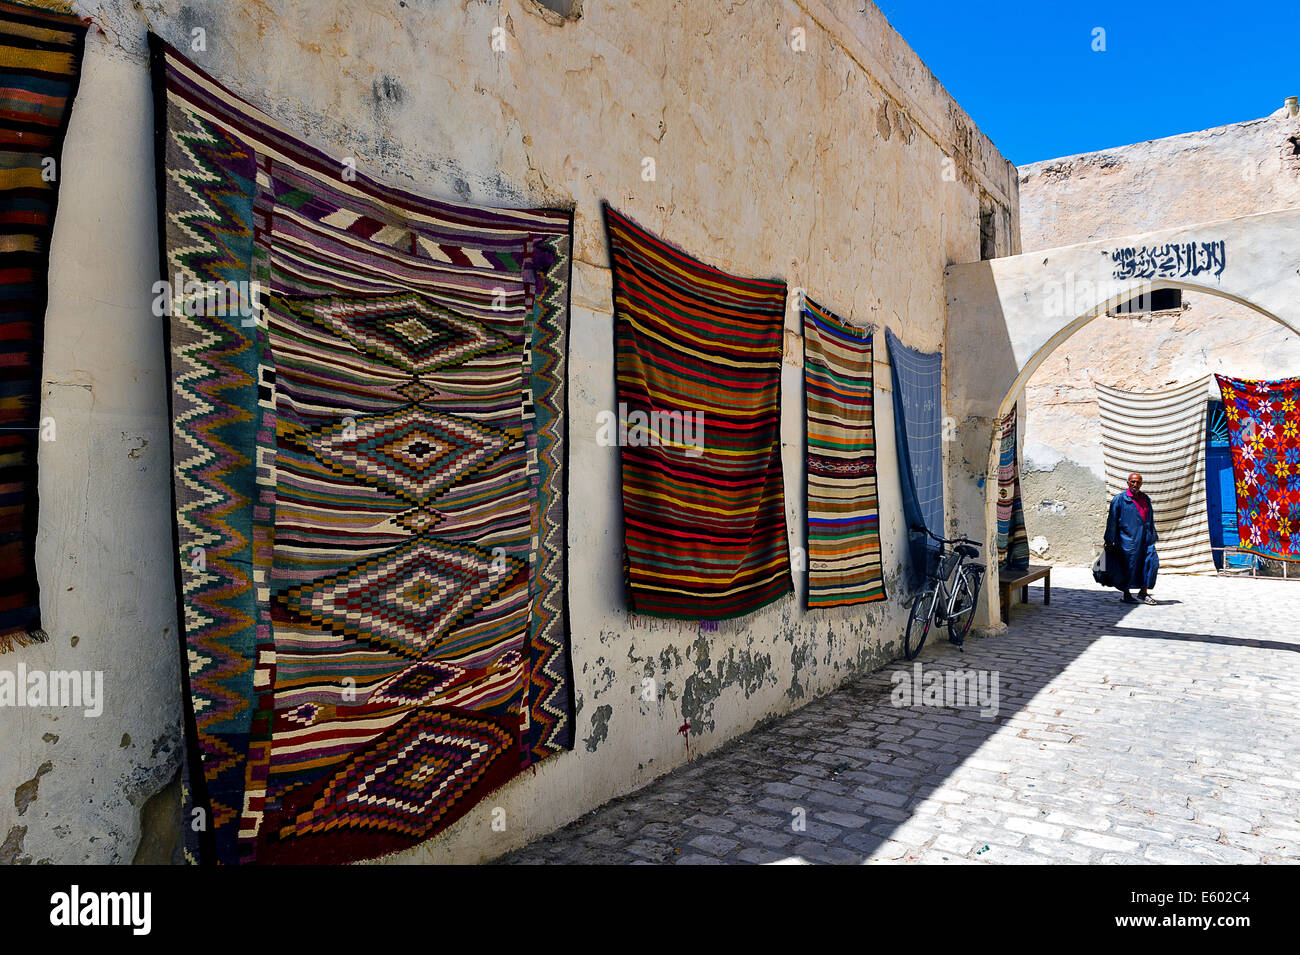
[1097,378,1215,574]
[996,406,1030,572]
[152,37,573,864]
[605,203,792,619]
[1215,374,1300,562]
[801,296,885,608]
[0,1,85,652]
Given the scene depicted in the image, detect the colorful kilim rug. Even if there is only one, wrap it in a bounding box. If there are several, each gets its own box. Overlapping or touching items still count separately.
[883,328,944,587]
[801,297,885,608]
[0,2,85,653]
[1098,379,1215,574]
[152,38,574,864]
[1214,374,1300,562]
[996,406,1030,572]
[605,203,792,619]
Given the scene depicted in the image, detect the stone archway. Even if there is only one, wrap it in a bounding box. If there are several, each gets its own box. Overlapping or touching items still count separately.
[944,208,1300,625]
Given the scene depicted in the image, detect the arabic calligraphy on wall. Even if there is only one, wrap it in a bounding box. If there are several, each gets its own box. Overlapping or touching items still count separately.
[1109,241,1226,281]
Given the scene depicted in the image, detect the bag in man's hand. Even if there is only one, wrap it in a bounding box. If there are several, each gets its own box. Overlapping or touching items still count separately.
[1092,544,1118,588]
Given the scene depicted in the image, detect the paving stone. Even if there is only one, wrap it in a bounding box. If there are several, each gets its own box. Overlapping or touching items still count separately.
[737,846,794,864]
[806,789,872,813]
[1142,844,1220,865]
[681,813,736,834]
[686,833,740,856]
[1024,837,1097,863]
[814,810,871,829]
[625,839,676,862]
[763,781,811,799]
[850,836,918,861]
[854,786,911,808]
[1170,839,1261,864]
[932,833,981,856]
[1072,830,1140,852]
[1044,810,1112,831]
[787,840,861,864]
[1005,817,1066,839]
[732,824,794,849]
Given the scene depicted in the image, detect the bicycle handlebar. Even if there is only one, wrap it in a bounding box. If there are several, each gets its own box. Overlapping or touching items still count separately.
[919,527,982,549]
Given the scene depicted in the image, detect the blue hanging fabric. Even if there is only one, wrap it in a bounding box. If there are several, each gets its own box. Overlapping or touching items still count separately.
[885,329,944,588]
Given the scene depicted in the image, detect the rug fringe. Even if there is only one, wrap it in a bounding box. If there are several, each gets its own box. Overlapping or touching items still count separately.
[0,628,49,654]
[10,1,78,16]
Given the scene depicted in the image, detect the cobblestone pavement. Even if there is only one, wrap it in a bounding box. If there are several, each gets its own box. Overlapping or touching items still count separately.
[501,569,1300,864]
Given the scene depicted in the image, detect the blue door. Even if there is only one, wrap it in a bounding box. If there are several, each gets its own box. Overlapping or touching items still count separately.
[1206,400,1255,570]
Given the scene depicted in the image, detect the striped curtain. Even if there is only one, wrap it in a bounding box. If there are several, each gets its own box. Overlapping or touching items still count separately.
[996,406,1030,572]
[1097,379,1216,574]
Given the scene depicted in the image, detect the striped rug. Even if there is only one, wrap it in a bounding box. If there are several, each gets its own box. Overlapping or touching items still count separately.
[154,38,573,864]
[801,296,885,608]
[0,1,85,653]
[605,203,792,620]
[996,406,1030,571]
[1097,378,1215,574]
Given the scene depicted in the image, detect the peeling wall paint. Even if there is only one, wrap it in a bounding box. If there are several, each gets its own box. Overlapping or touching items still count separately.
[0,0,1017,864]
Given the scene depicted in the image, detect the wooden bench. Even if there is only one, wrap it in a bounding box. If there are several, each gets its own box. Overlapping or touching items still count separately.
[999,564,1051,623]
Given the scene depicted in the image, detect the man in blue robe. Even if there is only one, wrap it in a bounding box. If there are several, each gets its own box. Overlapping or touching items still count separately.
[1104,472,1159,604]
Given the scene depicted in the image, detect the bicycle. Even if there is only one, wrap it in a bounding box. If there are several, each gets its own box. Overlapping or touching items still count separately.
[903,529,986,660]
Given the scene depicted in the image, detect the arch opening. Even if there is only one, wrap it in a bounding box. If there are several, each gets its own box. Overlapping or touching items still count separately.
[982,282,1300,597]
[992,279,1295,422]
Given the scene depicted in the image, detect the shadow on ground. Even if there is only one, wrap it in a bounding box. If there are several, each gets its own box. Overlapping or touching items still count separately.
[498,574,1300,864]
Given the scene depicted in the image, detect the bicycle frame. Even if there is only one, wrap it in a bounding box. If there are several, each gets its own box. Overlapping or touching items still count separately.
[946,565,977,619]
[916,536,981,624]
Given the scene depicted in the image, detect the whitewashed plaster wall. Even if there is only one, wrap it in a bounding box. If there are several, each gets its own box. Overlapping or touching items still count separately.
[1017,108,1300,566]
[1020,107,1300,249]
[0,0,1017,864]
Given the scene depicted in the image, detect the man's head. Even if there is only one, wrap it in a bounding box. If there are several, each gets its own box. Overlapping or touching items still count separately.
[1127,473,1143,492]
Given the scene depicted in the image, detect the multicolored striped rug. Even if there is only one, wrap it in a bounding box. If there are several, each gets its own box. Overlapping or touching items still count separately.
[605,203,792,619]
[153,38,573,864]
[1097,379,1215,574]
[1215,375,1300,562]
[884,329,944,587]
[996,406,1030,572]
[801,297,885,608]
[0,2,85,653]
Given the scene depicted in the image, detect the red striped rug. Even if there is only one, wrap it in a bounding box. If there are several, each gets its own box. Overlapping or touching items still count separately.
[605,204,792,619]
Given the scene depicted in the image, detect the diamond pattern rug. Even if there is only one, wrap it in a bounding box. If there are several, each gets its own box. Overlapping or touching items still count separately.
[153,37,573,864]
[1216,374,1300,562]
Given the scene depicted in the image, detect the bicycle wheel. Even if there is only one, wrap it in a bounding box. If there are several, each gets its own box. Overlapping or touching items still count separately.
[904,588,934,660]
[947,568,983,645]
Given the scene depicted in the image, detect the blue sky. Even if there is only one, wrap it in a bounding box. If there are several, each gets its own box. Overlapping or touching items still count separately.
[874,0,1297,166]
